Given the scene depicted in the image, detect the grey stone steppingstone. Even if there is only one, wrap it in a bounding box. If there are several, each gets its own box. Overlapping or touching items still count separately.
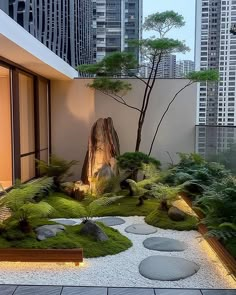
[155,289,202,295]
[62,286,107,295]
[51,219,78,226]
[125,224,157,235]
[143,237,187,252]
[35,224,65,241]
[95,217,126,226]
[0,285,17,295]
[14,286,62,295]
[201,291,236,295]
[108,287,155,295]
[139,255,200,281]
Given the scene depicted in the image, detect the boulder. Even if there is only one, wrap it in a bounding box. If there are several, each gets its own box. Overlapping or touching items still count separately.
[168,206,186,221]
[35,224,65,241]
[80,220,109,241]
[81,118,120,189]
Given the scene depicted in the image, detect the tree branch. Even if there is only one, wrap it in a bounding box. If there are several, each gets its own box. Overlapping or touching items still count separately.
[100,90,142,112]
[148,81,194,156]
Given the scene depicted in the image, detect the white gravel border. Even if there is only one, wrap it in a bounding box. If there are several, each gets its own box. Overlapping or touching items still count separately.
[0,216,235,289]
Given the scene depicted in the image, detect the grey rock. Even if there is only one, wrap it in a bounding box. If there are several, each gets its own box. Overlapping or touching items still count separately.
[143,237,187,252]
[96,164,115,180]
[80,220,109,241]
[95,217,125,226]
[35,225,65,241]
[125,224,157,235]
[139,255,200,281]
[168,206,186,221]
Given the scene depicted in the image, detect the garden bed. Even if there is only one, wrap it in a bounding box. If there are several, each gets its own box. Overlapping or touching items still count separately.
[0,248,83,265]
[182,194,236,277]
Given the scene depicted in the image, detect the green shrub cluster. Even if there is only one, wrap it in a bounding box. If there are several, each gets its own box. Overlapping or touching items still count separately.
[162,153,236,254]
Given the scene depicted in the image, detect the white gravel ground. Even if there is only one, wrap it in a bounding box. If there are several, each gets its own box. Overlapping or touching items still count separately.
[0,216,235,289]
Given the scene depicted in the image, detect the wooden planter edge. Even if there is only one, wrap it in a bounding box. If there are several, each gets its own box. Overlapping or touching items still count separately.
[0,248,83,265]
[181,193,236,277]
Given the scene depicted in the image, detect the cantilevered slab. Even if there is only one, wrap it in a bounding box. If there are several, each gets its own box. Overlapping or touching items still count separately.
[0,10,78,80]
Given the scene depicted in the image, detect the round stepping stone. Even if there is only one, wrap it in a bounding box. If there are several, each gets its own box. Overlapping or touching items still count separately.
[139,255,200,281]
[125,224,157,235]
[95,217,125,226]
[51,219,77,226]
[143,237,186,252]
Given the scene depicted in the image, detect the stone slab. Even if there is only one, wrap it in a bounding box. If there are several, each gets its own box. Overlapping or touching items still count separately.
[14,286,62,295]
[143,237,186,252]
[125,224,157,235]
[0,285,17,295]
[108,287,155,295]
[95,217,126,226]
[139,255,200,281]
[61,287,107,295]
[155,290,202,295]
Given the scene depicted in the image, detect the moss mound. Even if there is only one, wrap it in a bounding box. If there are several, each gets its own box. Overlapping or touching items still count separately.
[0,222,132,258]
[145,209,198,231]
[47,193,160,218]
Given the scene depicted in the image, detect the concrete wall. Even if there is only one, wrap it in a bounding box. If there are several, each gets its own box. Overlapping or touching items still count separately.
[51,78,197,180]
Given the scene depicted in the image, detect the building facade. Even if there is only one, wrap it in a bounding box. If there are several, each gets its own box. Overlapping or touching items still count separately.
[0,0,93,67]
[156,54,176,78]
[195,0,236,126]
[176,60,195,78]
[195,0,236,157]
[93,0,143,62]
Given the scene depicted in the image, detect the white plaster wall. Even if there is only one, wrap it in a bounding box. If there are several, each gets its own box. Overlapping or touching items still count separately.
[51,79,197,179]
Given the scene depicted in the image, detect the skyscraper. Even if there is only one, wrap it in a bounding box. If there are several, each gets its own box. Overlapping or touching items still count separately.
[0,0,93,67]
[195,0,236,158]
[195,0,236,126]
[157,54,176,78]
[176,60,195,78]
[93,0,143,62]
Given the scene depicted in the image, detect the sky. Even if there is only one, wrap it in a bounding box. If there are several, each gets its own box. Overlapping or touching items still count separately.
[143,0,196,61]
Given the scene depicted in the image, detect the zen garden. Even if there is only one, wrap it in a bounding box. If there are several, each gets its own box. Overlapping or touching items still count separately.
[0,11,235,290]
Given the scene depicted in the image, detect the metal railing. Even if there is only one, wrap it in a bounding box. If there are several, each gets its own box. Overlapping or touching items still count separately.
[195,125,236,174]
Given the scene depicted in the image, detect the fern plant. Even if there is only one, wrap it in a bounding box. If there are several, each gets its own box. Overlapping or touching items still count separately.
[0,177,54,232]
[36,155,78,189]
[194,176,236,241]
[74,195,126,221]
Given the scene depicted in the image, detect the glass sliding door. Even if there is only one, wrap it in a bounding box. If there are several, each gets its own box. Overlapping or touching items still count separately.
[38,78,49,164]
[0,66,13,189]
[19,72,36,183]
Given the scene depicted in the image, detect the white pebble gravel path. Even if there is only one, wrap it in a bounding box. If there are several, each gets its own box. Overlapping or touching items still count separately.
[0,216,235,289]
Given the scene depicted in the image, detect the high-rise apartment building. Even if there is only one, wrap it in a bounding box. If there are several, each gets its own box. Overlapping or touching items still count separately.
[156,54,176,78]
[195,0,236,126]
[195,0,236,158]
[176,60,195,78]
[0,0,93,67]
[92,0,143,62]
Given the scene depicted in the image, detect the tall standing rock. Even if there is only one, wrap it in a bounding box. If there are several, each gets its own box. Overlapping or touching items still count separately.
[81,117,120,186]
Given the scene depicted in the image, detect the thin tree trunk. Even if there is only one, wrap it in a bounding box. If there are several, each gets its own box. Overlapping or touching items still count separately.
[134,53,162,152]
[148,81,194,156]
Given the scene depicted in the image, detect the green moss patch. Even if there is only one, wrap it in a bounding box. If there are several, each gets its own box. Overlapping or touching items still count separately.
[46,194,85,218]
[0,222,132,258]
[47,193,160,218]
[145,209,198,231]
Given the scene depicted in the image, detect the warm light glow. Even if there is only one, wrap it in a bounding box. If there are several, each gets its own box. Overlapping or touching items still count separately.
[173,197,198,217]
[179,196,236,284]
[197,236,236,285]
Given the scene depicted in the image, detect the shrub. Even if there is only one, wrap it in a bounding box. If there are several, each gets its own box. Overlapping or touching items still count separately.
[117,152,160,179]
[36,155,78,188]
